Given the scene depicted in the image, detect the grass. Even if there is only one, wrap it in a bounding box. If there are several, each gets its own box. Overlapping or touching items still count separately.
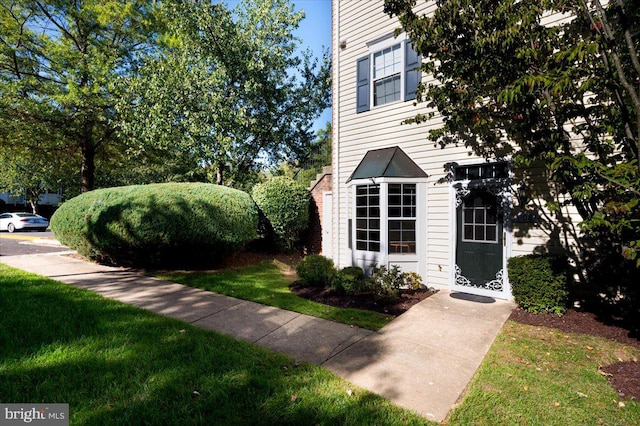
[449,321,640,425]
[3,263,639,425]
[0,264,431,425]
[155,261,393,331]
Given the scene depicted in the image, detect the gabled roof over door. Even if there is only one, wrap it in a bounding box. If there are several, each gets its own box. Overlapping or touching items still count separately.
[347,146,428,182]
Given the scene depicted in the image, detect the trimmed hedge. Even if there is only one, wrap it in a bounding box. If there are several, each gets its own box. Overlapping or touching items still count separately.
[251,177,309,250]
[50,183,258,266]
[296,254,336,287]
[508,254,568,315]
[330,266,367,295]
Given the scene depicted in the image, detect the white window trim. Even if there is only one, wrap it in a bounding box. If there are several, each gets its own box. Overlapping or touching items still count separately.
[367,33,410,109]
[349,177,428,276]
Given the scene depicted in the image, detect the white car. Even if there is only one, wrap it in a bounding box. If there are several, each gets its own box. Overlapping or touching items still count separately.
[0,212,49,232]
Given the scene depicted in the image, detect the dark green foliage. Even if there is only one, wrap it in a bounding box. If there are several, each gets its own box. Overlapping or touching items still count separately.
[508,255,568,315]
[330,266,367,295]
[50,183,258,267]
[295,255,336,287]
[369,265,405,300]
[252,177,310,251]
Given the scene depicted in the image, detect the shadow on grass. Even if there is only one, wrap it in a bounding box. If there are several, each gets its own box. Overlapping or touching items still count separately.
[0,267,429,425]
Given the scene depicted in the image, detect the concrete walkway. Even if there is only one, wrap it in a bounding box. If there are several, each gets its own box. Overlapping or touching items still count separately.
[1,250,514,422]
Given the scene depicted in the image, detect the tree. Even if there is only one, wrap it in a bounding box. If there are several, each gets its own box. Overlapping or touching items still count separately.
[0,0,161,193]
[384,0,640,267]
[270,121,332,185]
[117,0,331,188]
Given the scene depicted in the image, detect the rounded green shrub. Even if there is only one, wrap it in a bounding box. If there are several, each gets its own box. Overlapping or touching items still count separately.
[508,254,568,315]
[295,254,336,287]
[50,183,258,267]
[251,177,309,251]
[331,266,367,295]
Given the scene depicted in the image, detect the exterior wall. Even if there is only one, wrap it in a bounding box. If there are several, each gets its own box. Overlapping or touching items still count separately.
[332,0,583,296]
[0,190,61,206]
[307,167,333,255]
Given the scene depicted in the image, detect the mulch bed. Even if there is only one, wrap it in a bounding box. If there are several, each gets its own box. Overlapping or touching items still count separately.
[289,282,436,316]
[511,308,640,401]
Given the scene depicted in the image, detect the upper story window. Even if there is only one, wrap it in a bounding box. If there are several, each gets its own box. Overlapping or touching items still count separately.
[373,44,402,106]
[356,35,421,113]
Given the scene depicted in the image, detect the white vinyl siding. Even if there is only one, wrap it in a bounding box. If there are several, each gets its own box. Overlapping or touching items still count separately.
[332,0,585,294]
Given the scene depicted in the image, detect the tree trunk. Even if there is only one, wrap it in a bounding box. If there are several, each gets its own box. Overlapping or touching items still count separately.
[28,200,37,215]
[81,141,95,193]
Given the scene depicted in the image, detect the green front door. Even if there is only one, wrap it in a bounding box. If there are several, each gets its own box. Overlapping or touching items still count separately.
[454,189,505,296]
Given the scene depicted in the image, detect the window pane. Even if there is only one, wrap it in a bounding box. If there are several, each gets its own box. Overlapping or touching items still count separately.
[356,230,367,240]
[389,230,401,242]
[370,219,380,229]
[388,184,401,194]
[475,226,485,241]
[388,221,401,230]
[374,75,401,106]
[464,225,474,240]
[463,208,473,224]
[356,207,367,218]
[370,231,380,242]
[356,219,367,229]
[369,206,380,217]
[389,206,401,217]
[468,167,480,180]
[403,194,415,205]
[475,208,485,224]
[403,206,416,217]
[388,194,401,205]
[356,241,367,250]
[370,242,380,252]
[486,226,497,241]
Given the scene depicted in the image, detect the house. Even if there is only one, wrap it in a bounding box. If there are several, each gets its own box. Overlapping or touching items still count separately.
[327,1,581,300]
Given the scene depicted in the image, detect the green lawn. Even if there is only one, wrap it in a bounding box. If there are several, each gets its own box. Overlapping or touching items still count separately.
[0,264,431,425]
[449,321,640,424]
[3,264,639,425]
[155,261,393,331]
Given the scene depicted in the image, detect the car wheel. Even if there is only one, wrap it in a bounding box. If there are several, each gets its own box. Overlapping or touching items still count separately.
[7,223,15,233]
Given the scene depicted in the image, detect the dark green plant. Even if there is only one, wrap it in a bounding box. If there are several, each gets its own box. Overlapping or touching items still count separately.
[508,255,568,315]
[50,183,258,267]
[295,255,336,287]
[251,176,310,251]
[369,265,404,300]
[330,266,367,295]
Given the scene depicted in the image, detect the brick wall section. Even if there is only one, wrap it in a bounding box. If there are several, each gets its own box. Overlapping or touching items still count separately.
[305,166,332,255]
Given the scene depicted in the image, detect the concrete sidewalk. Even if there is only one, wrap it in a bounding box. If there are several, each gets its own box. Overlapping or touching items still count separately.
[1,251,514,422]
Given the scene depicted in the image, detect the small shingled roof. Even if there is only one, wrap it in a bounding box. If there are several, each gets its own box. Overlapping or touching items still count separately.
[347,146,428,182]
